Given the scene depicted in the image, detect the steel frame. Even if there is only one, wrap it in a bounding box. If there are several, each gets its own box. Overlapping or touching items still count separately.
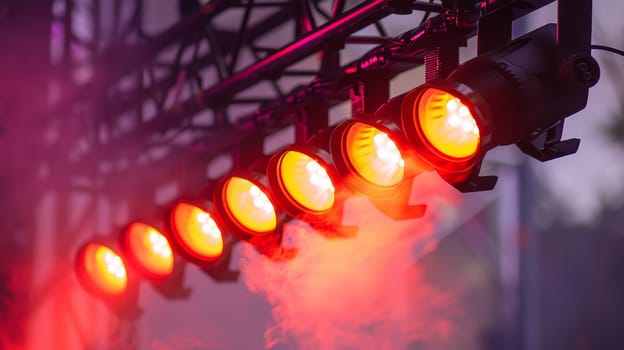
[52,1,448,181]
[50,0,559,191]
[47,0,563,278]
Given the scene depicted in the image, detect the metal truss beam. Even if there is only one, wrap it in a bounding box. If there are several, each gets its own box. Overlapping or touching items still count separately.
[53,0,556,188]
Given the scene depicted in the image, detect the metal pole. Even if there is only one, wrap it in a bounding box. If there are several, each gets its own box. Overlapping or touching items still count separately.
[519,159,540,350]
[495,159,522,350]
[203,0,400,104]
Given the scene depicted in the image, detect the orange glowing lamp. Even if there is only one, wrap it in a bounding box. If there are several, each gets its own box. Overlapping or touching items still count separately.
[121,222,174,280]
[398,84,485,185]
[416,88,480,159]
[330,120,407,198]
[269,149,336,214]
[169,201,224,262]
[75,243,128,298]
[216,176,278,236]
[397,24,598,193]
[266,137,360,236]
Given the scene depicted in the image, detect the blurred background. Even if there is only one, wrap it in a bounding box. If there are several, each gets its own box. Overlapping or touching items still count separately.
[0,0,623,349]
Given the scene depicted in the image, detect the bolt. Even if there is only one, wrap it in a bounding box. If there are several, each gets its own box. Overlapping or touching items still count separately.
[558,54,601,93]
[572,55,600,87]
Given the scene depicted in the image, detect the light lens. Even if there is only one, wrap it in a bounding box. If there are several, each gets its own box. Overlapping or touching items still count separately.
[278,150,335,213]
[171,202,224,261]
[125,222,174,279]
[417,88,480,158]
[78,243,127,297]
[224,177,277,235]
[344,122,405,187]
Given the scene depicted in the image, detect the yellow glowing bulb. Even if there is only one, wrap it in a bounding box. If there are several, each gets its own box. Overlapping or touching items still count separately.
[306,161,335,192]
[171,202,224,261]
[278,150,335,213]
[417,88,480,158]
[224,177,277,235]
[103,251,127,279]
[148,231,172,258]
[344,122,405,187]
[79,243,128,297]
[373,132,405,169]
[125,222,174,278]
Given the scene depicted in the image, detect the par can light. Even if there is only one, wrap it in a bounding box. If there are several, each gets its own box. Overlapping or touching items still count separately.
[330,119,407,198]
[75,243,128,299]
[213,175,278,238]
[121,222,175,280]
[213,172,297,260]
[267,129,365,237]
[399,24,599,188]
[400,82,488,184]
[167,201,224,264]
[266,129,343,221]
[416,88,480,159]
[270,149,335,213]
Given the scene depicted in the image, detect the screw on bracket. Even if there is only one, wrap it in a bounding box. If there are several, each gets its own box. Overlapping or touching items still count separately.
[558,53,600,93]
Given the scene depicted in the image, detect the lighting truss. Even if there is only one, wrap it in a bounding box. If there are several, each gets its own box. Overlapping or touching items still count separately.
[69,0,602,315]
[52,0,557,188]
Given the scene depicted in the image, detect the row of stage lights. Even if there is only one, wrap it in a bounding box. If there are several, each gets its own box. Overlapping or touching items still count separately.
[75,24,599,312]
[76,81,483,308]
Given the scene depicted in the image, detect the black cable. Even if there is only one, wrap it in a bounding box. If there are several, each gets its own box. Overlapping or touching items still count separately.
[419,0,435,26]
[591,44,624,57]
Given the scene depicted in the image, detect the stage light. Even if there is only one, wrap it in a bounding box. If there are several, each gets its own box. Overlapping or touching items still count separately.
[415,88,480,159]
[75,240,142,317]
[121,222,175,280]
[330,119,407,198]
[165,200,239,281]
[282,151,335,211]
[399,84,485,185]
[213,171,297,260]
[267,146,338,215]
[397,24,599,190]
[75,243,128,299]
[168,201,224,263]
[214,175,278,237]
[265,130,361,236]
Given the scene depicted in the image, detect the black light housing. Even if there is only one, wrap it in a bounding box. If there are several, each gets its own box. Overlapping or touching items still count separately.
[166,200,226,264]
[267,130,345,217]
[399,23,599,191]
[118,221,192,299]
[330,116,427,220]
[74,237,141,318]
[329,118,409,199]
[212,162,296,260]
[266,129,361,237]
[165,199,240,281]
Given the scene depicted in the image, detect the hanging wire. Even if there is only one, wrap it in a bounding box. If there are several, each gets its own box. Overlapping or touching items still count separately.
[591,44,624,57]
[420,0,436,25]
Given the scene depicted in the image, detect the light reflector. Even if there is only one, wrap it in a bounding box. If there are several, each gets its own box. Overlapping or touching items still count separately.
[170,202,224,262]
[123,222,174,279]
[277,150,335,213]
[341,121,405,188]
[416,88,480,159]
[223,176,277,235]
[76,243,127,298]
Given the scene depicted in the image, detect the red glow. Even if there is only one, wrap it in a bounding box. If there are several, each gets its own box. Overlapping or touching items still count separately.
[75,243,128,298]
[170,202,224,262]
[123,222,174,279]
